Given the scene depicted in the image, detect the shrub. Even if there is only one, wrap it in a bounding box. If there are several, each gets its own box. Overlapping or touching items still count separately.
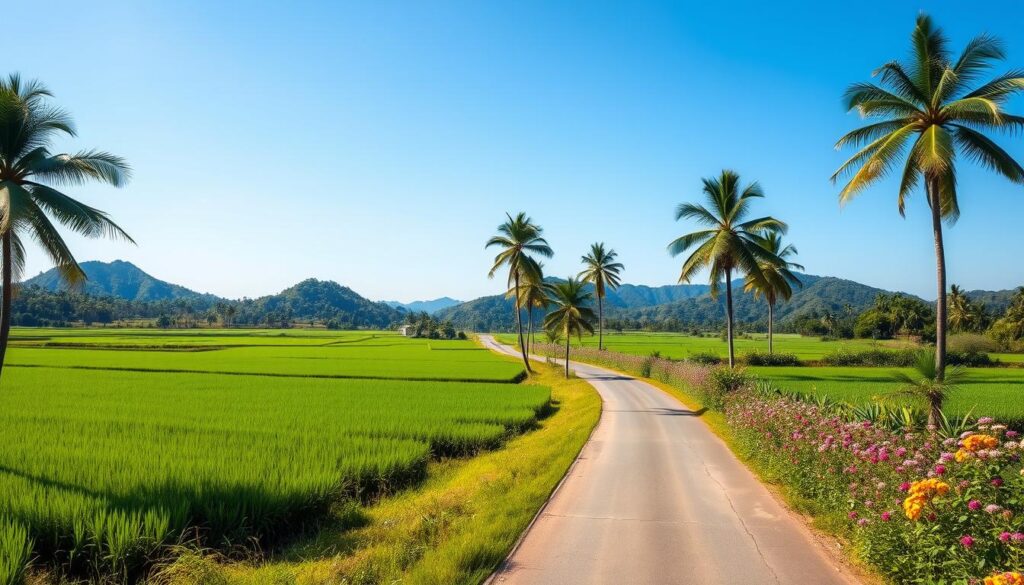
[947,350,994,367]
[948,333,997,355]
[822,348,919,367]
[688,352,721,365]
[744,351,801,366]
[700,367,750,410]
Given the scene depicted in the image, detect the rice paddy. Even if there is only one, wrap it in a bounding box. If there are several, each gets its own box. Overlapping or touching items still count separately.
[0,329,541,582]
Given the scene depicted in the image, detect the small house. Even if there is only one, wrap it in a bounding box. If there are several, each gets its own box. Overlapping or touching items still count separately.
[399,325,416,337]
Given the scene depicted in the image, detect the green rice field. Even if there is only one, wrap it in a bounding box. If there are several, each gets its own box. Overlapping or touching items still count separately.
[752,366,1024,422]
[0,328,539,581]
[496,331,916,360]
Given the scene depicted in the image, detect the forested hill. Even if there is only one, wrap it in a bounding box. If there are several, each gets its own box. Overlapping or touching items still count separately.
[12,263,403,328]
[24,260,219,302]
[436,274,903,331]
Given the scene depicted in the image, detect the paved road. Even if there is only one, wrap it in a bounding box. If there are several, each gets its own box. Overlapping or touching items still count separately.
[480,336,858,585]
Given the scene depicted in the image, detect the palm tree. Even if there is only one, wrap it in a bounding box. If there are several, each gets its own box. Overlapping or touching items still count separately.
[892,350,966,428]
[668,170,787,368]
[832,14,1024,382]
[579,243,623,351]
[487,212,553,372]
[0,75,132,379]
[543,277,596,378]
[948,284,987,333]
[743,233,803,353]
[514,263,550,356]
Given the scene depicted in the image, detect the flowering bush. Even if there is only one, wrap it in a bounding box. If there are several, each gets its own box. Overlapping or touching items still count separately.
[727,391,1024,584]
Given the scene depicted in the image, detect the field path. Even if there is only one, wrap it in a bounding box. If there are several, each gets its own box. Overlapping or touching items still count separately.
[480,335,859,585]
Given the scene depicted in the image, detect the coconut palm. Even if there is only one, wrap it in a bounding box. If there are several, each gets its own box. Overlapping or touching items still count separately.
[832,14,1024,382]
[543,277,596,378]
[948,284,987,333]
[743,233,803,353]
[579,242,623,351]
[668,170,787,368]
[507,261,549,356]
[487,212,553,372]
[0,75,132,380]
[892,350,966,428]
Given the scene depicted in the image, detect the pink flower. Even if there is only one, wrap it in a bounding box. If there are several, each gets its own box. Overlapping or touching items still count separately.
[992,477,1005,487]
[1007,430,1020,439]
[1012,533,1024,542]
[960,535,975,548]
[857,518,868,527]
[848,511,858,520]
[934,464,947,475]
[1000,532,1012,543]
[968,500,982,511]
[986,504,1003,515]
[899,482,911,492]
[880,511,892,522]
[978,417,995,425]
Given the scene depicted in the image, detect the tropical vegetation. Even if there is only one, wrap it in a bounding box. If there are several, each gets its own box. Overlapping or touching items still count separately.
[542,277,597,378]
[668,169,787,367]
[832,14,1024,385]
[0,75,132,379]
[742,232,803,353]
[578,243,623,351]
[486,212,553,373]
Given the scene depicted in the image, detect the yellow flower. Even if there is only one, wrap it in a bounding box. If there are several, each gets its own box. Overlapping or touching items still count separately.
[903,494,926,520]
[955,449,970,463]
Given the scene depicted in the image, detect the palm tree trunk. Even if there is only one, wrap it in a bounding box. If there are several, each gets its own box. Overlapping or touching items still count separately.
[927,177,947,383]
[565,329,570,378]
[514,272,532,373]
[928,400,941,429]
[725,269,735,368]
[598,293,604,351]
[0,232,11,382]
[526,306,533,356]
[767,301,774,354]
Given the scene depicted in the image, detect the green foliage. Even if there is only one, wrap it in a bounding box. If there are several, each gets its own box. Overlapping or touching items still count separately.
[823,348,921,367]
[700,367,751,409]
[0,518,31,585]
[743,351,800,366]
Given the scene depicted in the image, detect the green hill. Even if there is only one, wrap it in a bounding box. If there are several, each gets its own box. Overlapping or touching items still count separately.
[23,260,220,303]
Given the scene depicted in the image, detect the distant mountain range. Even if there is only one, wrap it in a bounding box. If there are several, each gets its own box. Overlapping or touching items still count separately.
[17,259,1021,330]
[383,297,462,315]
[435,274,1022,331]
[24,260,219,303]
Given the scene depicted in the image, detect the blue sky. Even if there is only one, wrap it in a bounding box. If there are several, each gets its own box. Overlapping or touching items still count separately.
[6,0,1024,302]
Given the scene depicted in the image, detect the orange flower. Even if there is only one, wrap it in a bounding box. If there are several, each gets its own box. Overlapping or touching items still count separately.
[984,571,1024,585]
[963,434,999,452]
[902,479,950,520]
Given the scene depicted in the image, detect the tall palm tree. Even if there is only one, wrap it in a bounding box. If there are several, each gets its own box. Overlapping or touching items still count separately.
[543,277,596,378]
[668,170,786,368]
[832,14,1024,382]
[487,212,553,372]
[947,284,987,333]
[743,233,803,354]
[0,75,132,379]
[579,242,623,351]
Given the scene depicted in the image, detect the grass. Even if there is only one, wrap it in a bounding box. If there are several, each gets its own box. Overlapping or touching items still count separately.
[751,365,1024,422]
[496,331,916,360]
[149,363,602,585]
[0,329,548,582]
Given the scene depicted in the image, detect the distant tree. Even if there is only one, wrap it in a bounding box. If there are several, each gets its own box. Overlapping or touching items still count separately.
[742,233,803,353]
[543,277,596,378]
[948,284,988,333]
[510,261,549,356]
[579,242,623,351]
[989,287,1024,348]
[486,212,553,373]
[156,315,171,329]
[832,14,1024,383]
[0,75,132,380]
[668,170,786,368]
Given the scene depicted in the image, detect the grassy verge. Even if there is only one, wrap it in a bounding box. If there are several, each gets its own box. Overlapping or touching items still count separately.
[150,363,600,585]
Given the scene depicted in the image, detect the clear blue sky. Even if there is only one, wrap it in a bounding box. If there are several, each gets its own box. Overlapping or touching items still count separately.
[6,0,1024,302]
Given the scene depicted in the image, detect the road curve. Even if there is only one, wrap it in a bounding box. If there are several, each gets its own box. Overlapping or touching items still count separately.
[480,335,859,585]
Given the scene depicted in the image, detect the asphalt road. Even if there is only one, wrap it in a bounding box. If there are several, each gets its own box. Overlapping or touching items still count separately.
[481,335,859,585]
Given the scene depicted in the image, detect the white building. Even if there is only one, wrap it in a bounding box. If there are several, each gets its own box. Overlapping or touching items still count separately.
[398,325,416,337]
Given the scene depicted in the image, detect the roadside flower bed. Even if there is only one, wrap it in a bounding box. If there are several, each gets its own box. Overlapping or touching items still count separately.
[727,390,1024,584]
[527,343,710,390]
